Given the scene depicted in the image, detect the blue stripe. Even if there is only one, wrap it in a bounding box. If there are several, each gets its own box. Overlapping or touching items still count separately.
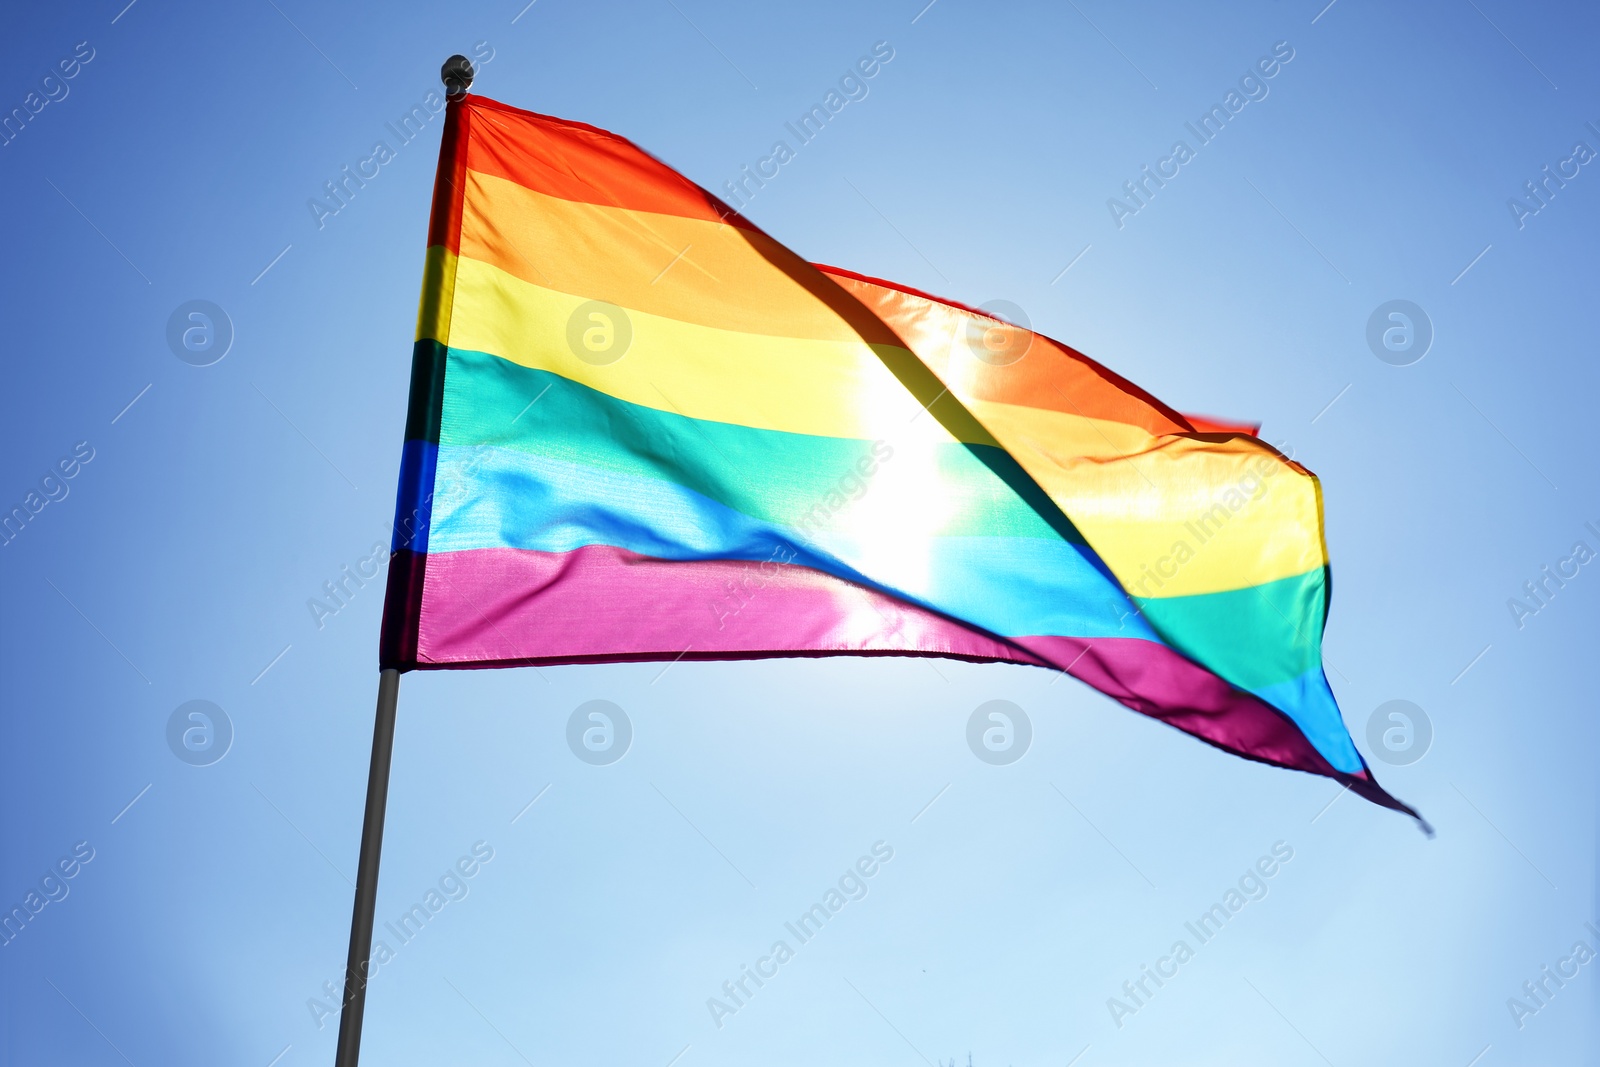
[391,438,438,554]
[1249,668,1364,774]
[424,441,1161,643]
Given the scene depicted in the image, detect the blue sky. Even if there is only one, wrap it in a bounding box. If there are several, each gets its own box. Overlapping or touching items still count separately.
[1,1,1596,1065]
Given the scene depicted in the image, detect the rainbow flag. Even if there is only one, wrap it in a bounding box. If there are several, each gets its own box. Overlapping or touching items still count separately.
[380,93,1418,820]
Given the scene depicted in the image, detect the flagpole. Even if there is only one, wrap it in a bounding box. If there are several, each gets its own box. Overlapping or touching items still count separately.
[332,54,475,1067]
[333,667,401,1067]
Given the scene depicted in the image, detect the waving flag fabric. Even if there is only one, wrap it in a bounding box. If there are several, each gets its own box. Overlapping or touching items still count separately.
[380,93,1417,819]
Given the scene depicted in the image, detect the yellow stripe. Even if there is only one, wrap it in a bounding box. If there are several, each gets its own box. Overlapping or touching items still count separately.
[458,170,895,343]
[967,398,1328,596]
[431,248,998,446]
[416,237,457,342]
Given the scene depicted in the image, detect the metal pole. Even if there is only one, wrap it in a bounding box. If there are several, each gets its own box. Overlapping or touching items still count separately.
[334,55,472,1066]
[333,667,402,1067]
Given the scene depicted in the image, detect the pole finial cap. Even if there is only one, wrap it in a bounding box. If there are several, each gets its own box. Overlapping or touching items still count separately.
[441,54,475,96]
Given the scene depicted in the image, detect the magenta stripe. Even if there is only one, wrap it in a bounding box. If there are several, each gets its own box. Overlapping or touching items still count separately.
[1015,635,1343,779]
[409,545,1385,788]
[417,543,1035,666]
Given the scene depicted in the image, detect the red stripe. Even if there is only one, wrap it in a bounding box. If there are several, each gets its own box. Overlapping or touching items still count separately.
[426,96,471,252]
[445,94,756,240]
[1183,413,1261,436]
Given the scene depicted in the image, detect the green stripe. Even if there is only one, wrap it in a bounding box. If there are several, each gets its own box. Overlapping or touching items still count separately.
[1134,566,1329,692]
[405,340,449,444]
[437,346,1087,543]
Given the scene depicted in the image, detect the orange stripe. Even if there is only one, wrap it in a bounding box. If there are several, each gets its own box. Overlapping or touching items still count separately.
[822,265,1201,437]
[457,169,900,344]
